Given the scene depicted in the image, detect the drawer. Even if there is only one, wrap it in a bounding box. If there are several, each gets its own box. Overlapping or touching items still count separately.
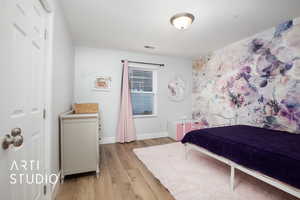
[61,117,99,176]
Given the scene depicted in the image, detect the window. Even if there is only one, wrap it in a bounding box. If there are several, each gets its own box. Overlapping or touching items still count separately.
[129,67,157,117]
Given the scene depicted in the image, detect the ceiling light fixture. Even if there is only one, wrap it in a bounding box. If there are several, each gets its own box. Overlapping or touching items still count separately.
[144,45,155,50]
[170,12,195,30]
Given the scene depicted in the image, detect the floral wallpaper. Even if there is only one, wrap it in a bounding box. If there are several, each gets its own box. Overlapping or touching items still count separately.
[192,17,300,133]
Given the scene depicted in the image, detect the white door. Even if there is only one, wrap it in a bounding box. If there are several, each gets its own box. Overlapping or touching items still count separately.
[0,0,46,199]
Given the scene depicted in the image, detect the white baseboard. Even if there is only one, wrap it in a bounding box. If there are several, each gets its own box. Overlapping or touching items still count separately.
[100,137,115,144]
[51,171,61,200]
[100,132,168,144]
[137,132,168,140]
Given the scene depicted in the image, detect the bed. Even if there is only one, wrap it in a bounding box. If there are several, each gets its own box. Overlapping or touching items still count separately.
[182,125,300,198]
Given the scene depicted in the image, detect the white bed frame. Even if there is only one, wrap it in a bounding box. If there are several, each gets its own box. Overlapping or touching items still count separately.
[185,114,300,198]
[185,140,300,198]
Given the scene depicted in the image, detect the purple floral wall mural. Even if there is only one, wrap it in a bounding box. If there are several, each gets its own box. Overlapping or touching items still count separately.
[192,17,300,133]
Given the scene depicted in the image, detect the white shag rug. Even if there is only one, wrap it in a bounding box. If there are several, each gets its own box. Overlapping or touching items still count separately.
[133,142,296,200]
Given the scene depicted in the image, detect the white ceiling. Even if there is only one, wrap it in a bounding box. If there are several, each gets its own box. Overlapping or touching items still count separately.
[60,0,300,59]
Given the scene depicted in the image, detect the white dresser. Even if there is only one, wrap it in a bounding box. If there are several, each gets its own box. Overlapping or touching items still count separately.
[60,112,100,181]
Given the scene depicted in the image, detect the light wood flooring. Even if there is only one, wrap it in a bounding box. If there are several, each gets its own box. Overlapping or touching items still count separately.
[56,137,176,200]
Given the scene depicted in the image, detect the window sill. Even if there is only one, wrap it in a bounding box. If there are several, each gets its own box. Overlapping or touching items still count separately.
[133,115,157,119]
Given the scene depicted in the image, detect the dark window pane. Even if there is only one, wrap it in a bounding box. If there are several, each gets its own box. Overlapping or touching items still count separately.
[131,93,154,115]
[129,69,153,92]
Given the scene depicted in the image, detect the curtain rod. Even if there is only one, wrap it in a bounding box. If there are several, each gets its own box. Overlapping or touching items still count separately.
[121,60,164,67]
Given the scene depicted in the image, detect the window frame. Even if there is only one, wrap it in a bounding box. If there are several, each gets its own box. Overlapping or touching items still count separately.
[129,66,158,118]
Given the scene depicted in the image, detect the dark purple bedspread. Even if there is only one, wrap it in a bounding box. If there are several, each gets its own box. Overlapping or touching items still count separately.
[181,125,300,189]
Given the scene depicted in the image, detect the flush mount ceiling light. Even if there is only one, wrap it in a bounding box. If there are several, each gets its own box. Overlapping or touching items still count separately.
[170,12,195,30]
[144,45,155,50]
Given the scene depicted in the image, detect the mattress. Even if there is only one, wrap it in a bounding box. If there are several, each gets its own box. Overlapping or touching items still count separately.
[181,125,300,189]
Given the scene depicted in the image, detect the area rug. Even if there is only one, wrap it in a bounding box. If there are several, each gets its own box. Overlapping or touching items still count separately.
[133,142,297,200]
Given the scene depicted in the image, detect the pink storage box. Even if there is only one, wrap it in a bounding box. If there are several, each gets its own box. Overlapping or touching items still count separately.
[171,120,204,141]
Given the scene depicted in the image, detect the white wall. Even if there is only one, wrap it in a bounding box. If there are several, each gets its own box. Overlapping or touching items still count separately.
[74,47,192,143]
[48,0,74,182]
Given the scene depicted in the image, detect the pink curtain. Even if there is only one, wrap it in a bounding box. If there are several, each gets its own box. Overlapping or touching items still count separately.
[116,60,137,143]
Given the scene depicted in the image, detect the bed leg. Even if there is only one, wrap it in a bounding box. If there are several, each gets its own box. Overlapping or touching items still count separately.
[230,165,235,191]
[184,144,188,160]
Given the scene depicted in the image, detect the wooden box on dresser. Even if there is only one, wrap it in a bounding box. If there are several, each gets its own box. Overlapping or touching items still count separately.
[60,111,100,182]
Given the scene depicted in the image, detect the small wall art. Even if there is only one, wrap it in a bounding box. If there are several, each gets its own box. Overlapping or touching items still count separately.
[168,75,188,102]
[94,76,112,91]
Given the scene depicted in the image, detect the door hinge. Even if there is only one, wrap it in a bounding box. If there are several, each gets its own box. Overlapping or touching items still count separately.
[43,185,47,195]
[43,109,46,119]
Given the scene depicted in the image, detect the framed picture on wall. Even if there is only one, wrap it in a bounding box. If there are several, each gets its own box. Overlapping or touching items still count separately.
[94,76,112,91]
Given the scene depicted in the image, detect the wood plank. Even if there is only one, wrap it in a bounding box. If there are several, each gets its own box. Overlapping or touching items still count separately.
[56,137,175,200]
[74,176,95,200]
[94,146,114,200]
[105,145,137,200]
[126,169,157,200]
[56,178,77,200]
[121,140,175,200]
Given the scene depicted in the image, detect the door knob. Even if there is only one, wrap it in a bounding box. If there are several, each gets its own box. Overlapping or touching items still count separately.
[2,134,14,150]
[11,127,22,137]
[2,128,24,150]
[13,135,23,147]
